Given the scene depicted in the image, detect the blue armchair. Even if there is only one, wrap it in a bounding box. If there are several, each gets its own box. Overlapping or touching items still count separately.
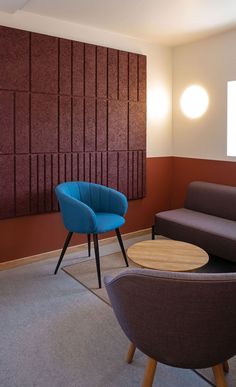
[54,181,129,288]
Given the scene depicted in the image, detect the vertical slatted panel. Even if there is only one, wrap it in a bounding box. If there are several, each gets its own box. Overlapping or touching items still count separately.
[72,153,78,180]
[38,154,45,213]
[133,151,138,199]
[108,101,128,150]
[0,91,14,154]
[128,152,133,200]
[96,152,102,184]
[118,152,128,197]
[108,48,118,100]
[84,153,90,181]
[78,153,85,181]
[108,152,118,190]
[97,46,107,98]
[102,153,108,186]
[59,154,66,184]
[31,94,58,153]
[129,101,146,150]
[96,99,107,151]
[0,155,14,218]
[72,97,84,151]
[52,154,59,211]
[59,95,71,152]
[15,155,30,216]
[85,98,96,151]
[0,27,29,91]
[0,26,146,219]
[138,151,143,198]
[30,155,38,214]
[15,92,29,154]
[59,39,71,95]
[45,154,52,212]
[85,44,96,97]
[65,153,72,181]
[90,153,96,182]
[129,53,138,101]
[31,33,58,93]
[73,41,84,96]
[138,55,146,102]
[119,51,128,100]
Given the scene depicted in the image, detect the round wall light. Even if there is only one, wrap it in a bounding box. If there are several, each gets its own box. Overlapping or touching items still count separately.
[180,85,209,119]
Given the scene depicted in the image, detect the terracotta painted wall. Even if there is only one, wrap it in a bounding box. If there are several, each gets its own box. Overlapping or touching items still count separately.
[0,157,172,262]
[171,157,236,208]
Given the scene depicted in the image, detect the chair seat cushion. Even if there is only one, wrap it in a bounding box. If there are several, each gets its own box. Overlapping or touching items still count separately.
[155,208,236,262]
[95,212,125,233]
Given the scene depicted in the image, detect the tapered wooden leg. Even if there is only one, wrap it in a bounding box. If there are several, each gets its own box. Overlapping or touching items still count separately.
[142,358,157,387]
[212,364,227,387]
[223,360,229,373]
[126,342,136,363]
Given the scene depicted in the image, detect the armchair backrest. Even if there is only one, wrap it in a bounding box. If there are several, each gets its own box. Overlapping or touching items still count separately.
[105,269,236,369]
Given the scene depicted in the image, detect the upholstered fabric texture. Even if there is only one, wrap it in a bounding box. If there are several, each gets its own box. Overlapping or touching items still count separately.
[56,181,127,233]
[105,269,236,369]
[155,181,236,262]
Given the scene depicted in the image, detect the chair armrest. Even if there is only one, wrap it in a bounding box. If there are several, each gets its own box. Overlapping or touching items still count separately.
[107,188,128,216]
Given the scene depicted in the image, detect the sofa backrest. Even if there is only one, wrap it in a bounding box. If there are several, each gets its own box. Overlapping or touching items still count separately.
[184,181,236,221]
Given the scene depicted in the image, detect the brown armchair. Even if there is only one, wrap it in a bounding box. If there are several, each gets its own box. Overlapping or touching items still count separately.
[105,269,236,387]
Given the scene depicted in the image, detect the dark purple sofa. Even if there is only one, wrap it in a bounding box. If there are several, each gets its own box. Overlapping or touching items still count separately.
[153,181,236,263]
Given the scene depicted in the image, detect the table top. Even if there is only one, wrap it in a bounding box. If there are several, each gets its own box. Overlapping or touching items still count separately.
[127,239,209,271]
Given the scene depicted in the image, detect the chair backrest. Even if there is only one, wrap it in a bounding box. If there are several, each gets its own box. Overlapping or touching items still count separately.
[184,181,236,221]
[105,269,236,369]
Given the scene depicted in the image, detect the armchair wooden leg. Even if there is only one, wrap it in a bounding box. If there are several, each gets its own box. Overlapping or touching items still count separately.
[54,232,73,274]
[212,364,227,387]
[126,342,136,363]
[142,357,157,387]
[87,234,91,257]
[115,228,129,267]
[223,360,229,373]
[93,234,102,289]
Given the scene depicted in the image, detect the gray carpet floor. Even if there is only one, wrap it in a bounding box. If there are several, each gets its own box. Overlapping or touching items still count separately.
[0,250,231,387]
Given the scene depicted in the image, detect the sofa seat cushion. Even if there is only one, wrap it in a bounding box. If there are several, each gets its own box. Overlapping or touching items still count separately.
[155,208,236,263]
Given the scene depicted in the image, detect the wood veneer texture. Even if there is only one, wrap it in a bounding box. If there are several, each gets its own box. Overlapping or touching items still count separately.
[0,26,146,219]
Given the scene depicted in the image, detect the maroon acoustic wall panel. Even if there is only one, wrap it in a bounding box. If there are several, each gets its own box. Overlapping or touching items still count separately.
[0,25,146,219]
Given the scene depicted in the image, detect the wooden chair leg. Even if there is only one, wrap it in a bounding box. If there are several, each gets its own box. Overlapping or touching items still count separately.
[126,342,136,363]
[223,360,229,373]
[142,357,157,387]
[212,364,227,387]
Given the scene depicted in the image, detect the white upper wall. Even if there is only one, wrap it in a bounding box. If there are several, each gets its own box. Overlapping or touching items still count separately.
[173,28,236,161]
[0,10,173,158]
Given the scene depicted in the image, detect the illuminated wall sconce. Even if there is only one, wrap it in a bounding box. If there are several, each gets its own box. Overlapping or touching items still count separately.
[180,85,209,119]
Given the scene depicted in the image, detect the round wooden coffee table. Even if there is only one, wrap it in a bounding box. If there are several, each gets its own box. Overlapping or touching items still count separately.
[127,240,209,271]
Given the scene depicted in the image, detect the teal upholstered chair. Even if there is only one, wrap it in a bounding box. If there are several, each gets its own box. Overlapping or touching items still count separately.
[54,181,129,288]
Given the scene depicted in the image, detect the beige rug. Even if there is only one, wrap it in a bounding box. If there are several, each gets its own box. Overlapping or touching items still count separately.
[63,252,138,305]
